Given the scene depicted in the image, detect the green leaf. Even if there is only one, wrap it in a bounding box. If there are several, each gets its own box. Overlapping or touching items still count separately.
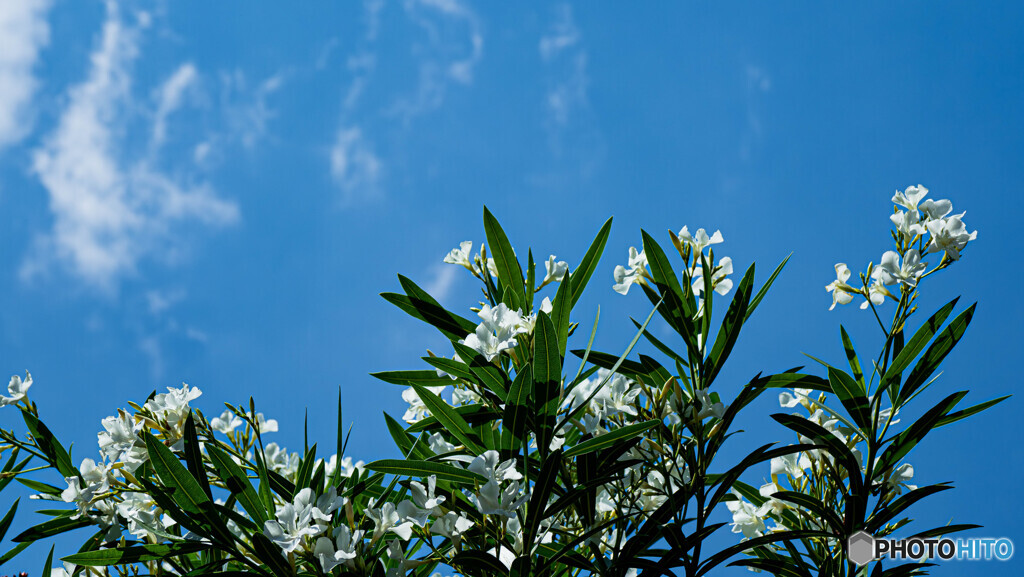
[935,395,1010,428]
[365,460,486,485]
[144,431,233,544]
[411,384,485,455]
[184,413,213,501]
[898,304,975,406]
[295,443,317,491]
[773,490,845,535]
[550,270,573,356]
[502,365,534,448]
[13,516,93,542]
[251,532,293,577]
[752,372,830,392]
[453,550,510,577]
[877,392,967,473]
[63,543,211,566]
[421,357,475,381]
[0,499,18,543]
[452,342,510,401]
[840,326,865,386]
[381,289,477,342]
[828,366,872,432]
[370,370,455,388]
[207,444,269,526]
[524,450,562,560]
[483,207,526,307]
[882,297,959,388]
[0,542,31,565]
[564,420,659,458]
[21,411,77,479]
[868,484,953,533]
[533,312,562,453]
[703,263,754,385]
[526,249,536,312]
[15,478,63,496]
[42,546,54,577]
[570,216,612,307]
[745,253,790,321]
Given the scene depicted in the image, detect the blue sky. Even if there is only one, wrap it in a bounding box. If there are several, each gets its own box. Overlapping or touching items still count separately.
[0,1,1021,573]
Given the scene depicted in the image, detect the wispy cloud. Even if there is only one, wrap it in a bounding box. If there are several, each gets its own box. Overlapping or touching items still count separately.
[0,0,53,151]
[390,0,483,122]
[328,1,385,204]
[23,0,238,293]
[535,4,603,179]
[330,126,382,203]
[221,69,286,150]
[151,62,198,152]
[739,65,771,161]
[423,263,458,302]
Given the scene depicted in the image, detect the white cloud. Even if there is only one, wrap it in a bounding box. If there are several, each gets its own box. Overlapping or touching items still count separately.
[151,62,198,151]
[424,263,459,302]
[24,0,238,292]
[391,0,483,121]
[0,0,52,151]
[539,4,579,62]
[330,126,382,203]
[222,69,286,150]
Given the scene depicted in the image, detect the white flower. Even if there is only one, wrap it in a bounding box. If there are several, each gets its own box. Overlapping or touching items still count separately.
[50,562,76,577]
[518,297,553,334]
[444,241,474,269]
[410,475,446,511]
[401,387,433,424]
[321,455,364,479]
[825,264,855,310]
[543,255,569,284]
[475,479,528,517]
[117,492,167,539]
[691,256,734,297]
[62,458,113,519]
[754,482,788,517]
[886,463,917,496]
[926,215,976,261]
[262,443,300,478]
[97,410,147,472]
[264,488,329,553]
[690,389,725,421]
[675,226,724,255]
[428,432,458,456]
[890,209,926,241]
[314,526,363,573]
[891,185,929,212]
[875,249,926,287]
[254,413,279,433]
[0,372,31,406]
[778,389,813,409]
[726,490,765,539]
[144,384,202,448]
[431,511,473,545]
[861,278,889,309]
[612,247,648,295]
[462,304,526,361]
[468,450,522,483]
[919,198,953,221]
[366,502,414,541]
[210,409,244,434]
[771,452,812,481]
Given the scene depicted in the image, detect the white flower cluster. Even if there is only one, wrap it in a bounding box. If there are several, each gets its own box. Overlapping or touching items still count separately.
[827,185,977,310]
[727,388,915,540]
[613,227,735,319]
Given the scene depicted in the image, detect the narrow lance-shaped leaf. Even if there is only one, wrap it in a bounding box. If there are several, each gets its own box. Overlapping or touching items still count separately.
[412,384,486,455]
[564,420,660,458]
[483,207,526,307]
[570,216,612,307]
[366,459,486,485]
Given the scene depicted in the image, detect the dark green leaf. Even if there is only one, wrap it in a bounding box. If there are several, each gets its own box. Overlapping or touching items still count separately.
[411,384,485,455]
[564,420,659,458]
[184,413,213,501]
[898,304,975,406]
[207,444,268,525]
[366,459,486,485]
[828,366,871,432]
[13,516,92,543]
[21,412,77,479]
[483,207,526,307]
[63,543,211,566]
[0,499,18,543]
[570,217,612,307]
[703,264,754,385]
